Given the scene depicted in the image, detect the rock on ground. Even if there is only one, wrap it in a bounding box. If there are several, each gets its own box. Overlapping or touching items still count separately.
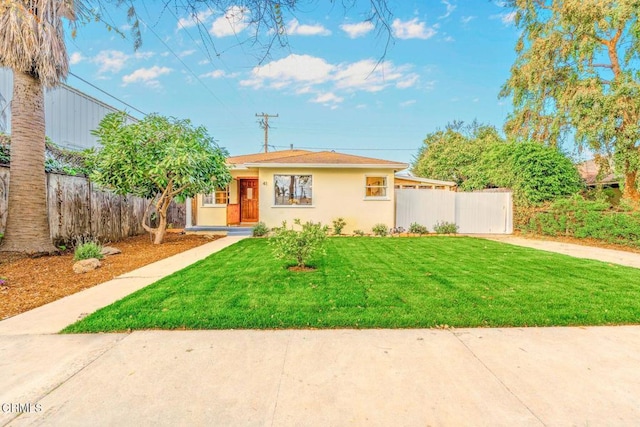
[73,259,101,274]
[101,246,122,256]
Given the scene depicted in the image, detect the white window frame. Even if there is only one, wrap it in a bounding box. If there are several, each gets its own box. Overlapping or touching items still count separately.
[364,175,389,200]
[273,174,313,207]
[202,188,229,207]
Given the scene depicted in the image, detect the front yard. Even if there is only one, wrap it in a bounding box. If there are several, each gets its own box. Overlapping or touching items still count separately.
[63,237,640,332]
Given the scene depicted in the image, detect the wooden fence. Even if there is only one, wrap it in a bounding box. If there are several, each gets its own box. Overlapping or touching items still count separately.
[0,166,185,244]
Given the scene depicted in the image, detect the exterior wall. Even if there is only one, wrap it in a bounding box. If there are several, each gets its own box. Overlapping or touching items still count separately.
[0,67,137,150]
[258,167,397,234]
[196,169,255,226]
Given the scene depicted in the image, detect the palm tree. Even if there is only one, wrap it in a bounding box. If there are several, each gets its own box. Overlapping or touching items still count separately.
[0,1,82,253]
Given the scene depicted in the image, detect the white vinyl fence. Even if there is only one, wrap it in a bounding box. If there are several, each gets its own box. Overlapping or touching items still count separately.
[395,189,513,234]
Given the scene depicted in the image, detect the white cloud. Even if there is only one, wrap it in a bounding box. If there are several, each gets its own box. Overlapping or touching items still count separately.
[439,0,457,19]
[460,15,476,24]
[177,10,214,30]
[179,49,196,57]
[241,54,423,108]
[491,11,516,25]
[340,21,374,38]
[122,66,172,88]
[133,51,155,60]
[93,50,129,73]
[396,74,419,89]
[200,70,226,78]
[210,6,249,37]
[392,18,437,40]
[69,52,83,65]
[240,54,335,88]
[400,100,417,107]
[312,92,344,104]
[287,19,331,36]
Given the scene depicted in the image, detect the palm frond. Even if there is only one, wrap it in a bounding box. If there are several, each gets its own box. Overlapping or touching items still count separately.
[0,1,84,87]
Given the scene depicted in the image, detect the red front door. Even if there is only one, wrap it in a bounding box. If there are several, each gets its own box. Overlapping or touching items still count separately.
[240,179,259,222]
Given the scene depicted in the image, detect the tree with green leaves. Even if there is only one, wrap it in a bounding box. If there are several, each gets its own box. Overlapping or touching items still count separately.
[91,112,231,244]
[500,0,640,201]
[412,121,503,188]
[412,121,583,205]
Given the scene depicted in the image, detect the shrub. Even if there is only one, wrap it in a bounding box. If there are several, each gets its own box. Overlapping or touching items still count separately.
[521,195,640,247]
[353,229,365,236]
[372,224,389,237]
[252,222,270,237]
[408,222,429,235]
[269,219,328,268]
[433,221,458,234]
[74,241,104,261]
[332,217,346,235]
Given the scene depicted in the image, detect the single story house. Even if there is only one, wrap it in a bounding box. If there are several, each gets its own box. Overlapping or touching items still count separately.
[189,149,411,234]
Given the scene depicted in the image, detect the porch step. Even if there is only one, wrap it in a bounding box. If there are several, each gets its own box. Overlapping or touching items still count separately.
[185,226,253,237]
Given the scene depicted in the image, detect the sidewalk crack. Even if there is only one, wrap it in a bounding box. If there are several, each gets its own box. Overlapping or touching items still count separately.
[452,331,546,426]
[270,332,292,427]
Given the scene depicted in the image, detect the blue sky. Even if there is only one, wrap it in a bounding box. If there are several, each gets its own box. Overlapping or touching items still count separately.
[65,1,520,165]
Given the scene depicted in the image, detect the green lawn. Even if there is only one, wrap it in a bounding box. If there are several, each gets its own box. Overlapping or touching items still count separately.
[63,237,640,332]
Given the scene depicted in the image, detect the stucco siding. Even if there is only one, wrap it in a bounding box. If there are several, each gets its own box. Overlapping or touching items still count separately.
[258,167,396,233]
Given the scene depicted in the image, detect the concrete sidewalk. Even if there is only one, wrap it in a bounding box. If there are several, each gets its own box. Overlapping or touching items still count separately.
[0,236,247,335]
[2,327,640,426]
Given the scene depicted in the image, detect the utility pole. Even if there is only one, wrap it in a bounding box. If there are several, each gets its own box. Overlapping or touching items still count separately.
[255,112,278,153]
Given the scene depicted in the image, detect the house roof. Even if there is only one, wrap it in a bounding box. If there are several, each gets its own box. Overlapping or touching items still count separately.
[577,159,618,186]
[227,150,312,165]
[229,149,408,169]
[394,174,457,187]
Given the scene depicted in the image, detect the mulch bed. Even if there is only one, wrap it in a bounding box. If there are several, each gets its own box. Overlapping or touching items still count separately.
[0,233,220,320]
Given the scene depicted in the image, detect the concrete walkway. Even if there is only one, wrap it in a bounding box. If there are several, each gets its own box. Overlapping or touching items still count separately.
[2,235,640,425]
[484,235,640,269]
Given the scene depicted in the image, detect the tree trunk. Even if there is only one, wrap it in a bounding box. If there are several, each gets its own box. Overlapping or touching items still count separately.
[0,71,57,254]
[623,170,640,201]
[153,209,167,244]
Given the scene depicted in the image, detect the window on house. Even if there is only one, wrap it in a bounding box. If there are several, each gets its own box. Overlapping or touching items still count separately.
[274,175,312,205]
[365,176,388,197]
[203,188,229,206]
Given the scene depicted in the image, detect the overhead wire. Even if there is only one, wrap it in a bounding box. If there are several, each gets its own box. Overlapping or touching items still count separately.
[68,72,147,116]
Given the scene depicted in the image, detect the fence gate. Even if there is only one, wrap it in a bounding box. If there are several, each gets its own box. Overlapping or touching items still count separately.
[395,189,513,234]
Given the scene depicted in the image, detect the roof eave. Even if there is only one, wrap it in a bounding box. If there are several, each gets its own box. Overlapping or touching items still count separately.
[243,162,409,169]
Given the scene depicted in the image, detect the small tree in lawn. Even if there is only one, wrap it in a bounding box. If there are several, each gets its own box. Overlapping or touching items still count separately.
[269,219,328,269]
[90,112,231,244]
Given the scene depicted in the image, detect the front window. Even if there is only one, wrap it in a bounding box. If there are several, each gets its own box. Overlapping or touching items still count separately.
[203,188,229,206]
[274,175,312,205]
[365,176,387,198]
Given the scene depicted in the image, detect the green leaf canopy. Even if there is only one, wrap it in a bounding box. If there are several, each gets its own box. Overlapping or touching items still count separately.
[90,112,231,201]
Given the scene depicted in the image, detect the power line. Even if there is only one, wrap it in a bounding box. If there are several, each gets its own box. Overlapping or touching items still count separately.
[68,72,147,116]
[136,16,227,108]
